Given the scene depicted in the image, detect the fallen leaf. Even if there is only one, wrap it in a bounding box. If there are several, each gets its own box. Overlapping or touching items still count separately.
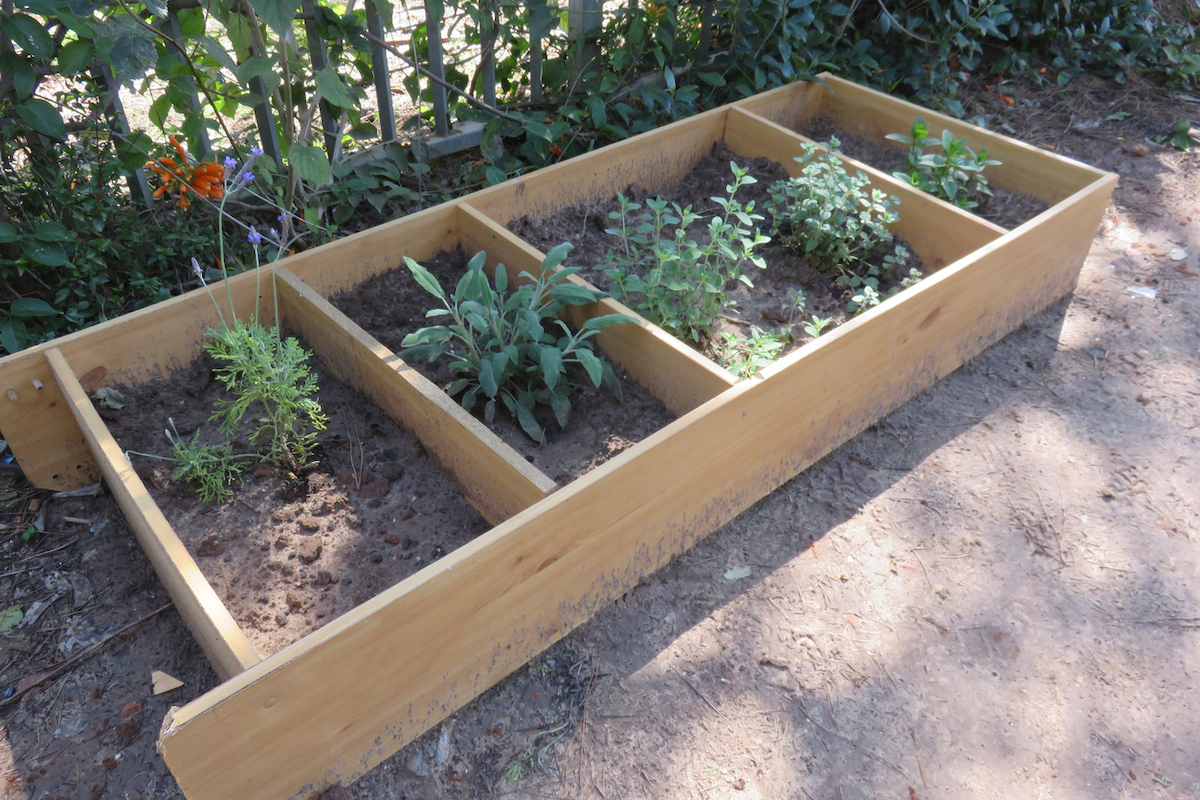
[92,387,126,409]
[0,605,22,633]
[119,701,143,718]
[724,566,752,581]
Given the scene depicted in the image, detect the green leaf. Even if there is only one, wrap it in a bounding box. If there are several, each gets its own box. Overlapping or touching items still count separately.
[33,222,72,242]
[0,319,27,354]
[0,605,22,633]
[404,257,446,300]
[581,313,632,331]
[575,348,603,385]
[542,242,573,274]
[198,35,239,74]
[248,0,300,36]
[548,389,570,429]
[0,51,35,98]
[10,298,60,318]
[493,262,508,294]
[512,400,543,443]
[3,14,54,60]
[236,55,280,93]
[288,142,331,185]
[148,93,172,129]
[539,346,562,390]
[56,39,94,75]
[15,99,65,140]
[20,239,68,266]
[314,67,355,108]
[478,358,498,398]
[0,222,19,244]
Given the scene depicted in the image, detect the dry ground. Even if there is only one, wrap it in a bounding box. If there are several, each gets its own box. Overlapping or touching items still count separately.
[2,75,1198,800]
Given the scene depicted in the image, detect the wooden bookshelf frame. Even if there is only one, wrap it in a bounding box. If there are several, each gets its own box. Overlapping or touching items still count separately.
[0,75,1115,800]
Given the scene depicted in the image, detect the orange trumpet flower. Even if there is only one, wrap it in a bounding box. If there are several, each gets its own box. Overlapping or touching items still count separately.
[146,135,226,209]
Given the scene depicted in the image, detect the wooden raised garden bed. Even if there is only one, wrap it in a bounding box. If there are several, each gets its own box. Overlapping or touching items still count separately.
[0,74,1115,799]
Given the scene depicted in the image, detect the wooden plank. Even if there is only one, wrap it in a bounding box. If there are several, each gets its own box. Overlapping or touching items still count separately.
[467,107,730,223]
[455,204,735,415]
[272,268,555,525]
[808,75,1102,204]
[725,106,1003,268]
[271,203,459,297]
[44,347,260,681]
[157,156,1117,800]
[731,78,828,131]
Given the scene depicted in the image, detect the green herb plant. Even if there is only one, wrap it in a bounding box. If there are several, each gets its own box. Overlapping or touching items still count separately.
[768,140,918,314]
[602,162,770,345]
[164,419,255,503]
[886,118,1001,210]
[401,244,634,443]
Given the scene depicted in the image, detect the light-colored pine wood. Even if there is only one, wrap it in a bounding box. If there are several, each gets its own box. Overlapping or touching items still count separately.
[44,347,260,681]
[157,169,1117,800]
[279,203,460,297]
[455,204,735,415]
[724,106,1004,269]
[466,107,730,224]
[153,670,185,695]
[272,267,556,524]
[731,77,829,131]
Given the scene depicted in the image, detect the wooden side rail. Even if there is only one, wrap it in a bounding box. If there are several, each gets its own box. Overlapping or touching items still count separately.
[44,347,260,680]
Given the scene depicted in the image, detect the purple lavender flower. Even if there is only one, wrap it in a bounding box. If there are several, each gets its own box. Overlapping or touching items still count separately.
[248,226,263,245]
[251,146,264,157]
[241,170,255,184]
[223,156,237,172]
[191,257,204,280]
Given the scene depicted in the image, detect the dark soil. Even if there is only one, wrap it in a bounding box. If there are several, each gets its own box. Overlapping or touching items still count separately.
[104,348,490,658]
[328,248,677,483]
[507,142,925,363]
[799,114,1050,229]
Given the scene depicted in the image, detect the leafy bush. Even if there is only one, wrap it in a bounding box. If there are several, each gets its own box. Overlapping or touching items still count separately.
[887,118,1001,209]
[401,244,634,442]
[0,119,246,353]
[602,162,769,344]
[767,140,904,276]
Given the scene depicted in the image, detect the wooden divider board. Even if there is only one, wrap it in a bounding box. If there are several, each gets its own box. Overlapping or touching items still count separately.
[272,267,555,525]
[158,159,1117,800]
[44,348,260,680]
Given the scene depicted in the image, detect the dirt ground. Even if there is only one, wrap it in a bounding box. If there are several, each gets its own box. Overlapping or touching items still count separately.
[2,74,1199,800]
